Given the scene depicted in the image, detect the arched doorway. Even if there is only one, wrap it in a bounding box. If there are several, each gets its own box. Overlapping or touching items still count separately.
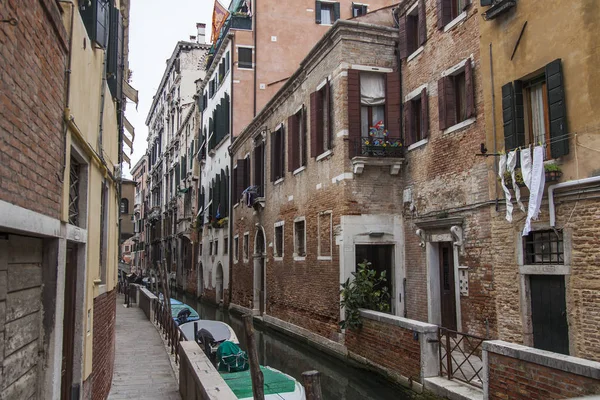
[216,263,224,304]
[197,262,204,297]
[254,227,266,314]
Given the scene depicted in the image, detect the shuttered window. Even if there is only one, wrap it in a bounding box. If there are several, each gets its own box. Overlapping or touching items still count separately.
[253,141,265,196]
[437,0,470,29]
[238,47,253,69]
[352,3,368,17]
[107,6,123,100]
[270,126,285,182]
[315,1,340,24]
[405,88,429,146]
[437,59,475,130]
[310,83,331,158]
[288,106,307,172]
[399,0,426,60]
[81,0,110,48]
[501,59,568,159]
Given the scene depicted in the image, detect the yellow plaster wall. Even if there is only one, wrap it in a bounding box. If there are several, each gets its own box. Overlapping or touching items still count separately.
[479,0,600,182]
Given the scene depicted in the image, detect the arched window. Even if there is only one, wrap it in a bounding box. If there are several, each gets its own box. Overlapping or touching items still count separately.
[120,198,129,214]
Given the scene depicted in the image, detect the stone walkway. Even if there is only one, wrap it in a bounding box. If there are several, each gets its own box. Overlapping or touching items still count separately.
[108,297,181,400]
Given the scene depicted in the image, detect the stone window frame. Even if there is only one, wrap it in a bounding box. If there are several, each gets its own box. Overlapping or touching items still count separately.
[317,211,333,260]
[274,221,284,261]
[237,45,254,70]
[516,225,573,350]
[69,144,89,230]
[293,217,306,261]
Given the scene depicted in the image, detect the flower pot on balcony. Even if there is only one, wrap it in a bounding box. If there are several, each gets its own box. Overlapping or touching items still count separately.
[545,170,562,183]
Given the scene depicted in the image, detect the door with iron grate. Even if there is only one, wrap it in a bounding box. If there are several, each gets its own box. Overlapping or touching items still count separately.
[439,242,457,331]
[530,275,569,355]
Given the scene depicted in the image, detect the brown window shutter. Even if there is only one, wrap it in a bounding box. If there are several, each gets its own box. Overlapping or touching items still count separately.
[236,159,246,201]
[347,69,361,158]
[232,166,238,204]
[280,125,286,178]
[418,0,427,46]
[270,131,276,181]
[310,91,319,158]
[302,106,308,166]
[324,80,331,151]
[437,0,451,29]
[398,15,408,60]
[421,88,429,139]
[465,59,475,118]
[404,100,414,146]
[438,77,447,130]
[445,76,456,128]
[287,115,297,172]
[385,72,401,139]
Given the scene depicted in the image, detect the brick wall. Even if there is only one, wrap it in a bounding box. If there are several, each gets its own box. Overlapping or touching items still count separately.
[0,0,67,219]
[91,289,117,400]
[346,318,422,382]
[487,352,600,399]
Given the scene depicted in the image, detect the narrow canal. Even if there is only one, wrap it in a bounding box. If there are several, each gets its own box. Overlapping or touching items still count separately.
[174,292,436,400]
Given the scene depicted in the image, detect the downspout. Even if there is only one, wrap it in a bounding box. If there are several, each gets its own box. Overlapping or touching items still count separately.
[489,43,499,211]
[58,0,75,184]
[228,35,235,306]
[548,177,600,227]
[253,0,257,117]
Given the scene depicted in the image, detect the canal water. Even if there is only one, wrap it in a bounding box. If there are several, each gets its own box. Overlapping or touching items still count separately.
[174,292,435,400]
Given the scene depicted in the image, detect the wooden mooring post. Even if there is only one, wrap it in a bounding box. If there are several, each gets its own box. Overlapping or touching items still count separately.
[302,370,323,400]
[242,314,264,400]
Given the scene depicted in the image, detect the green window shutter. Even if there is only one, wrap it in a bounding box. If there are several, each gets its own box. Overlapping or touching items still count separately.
[513,80,526,148]
[481,0,493,6]
[107,6,123,100]
[545,59,569,158]
[175,163,180,186]
[502,83,516,151]
[224,93,230,135]
[315,1,322,24]
[333,3,341,21]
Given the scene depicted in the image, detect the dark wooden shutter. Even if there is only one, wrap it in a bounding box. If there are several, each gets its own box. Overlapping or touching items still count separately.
[438,77,448,130]
[325,79,332,150]
[406,15,417,56]
[288,114,298,172]
[398,15,408,60]
[224,93,230,135]
[310,91,319,157]
[421,88,429,139]
[302,106,308,165]
[96,0,109,48]
[232,166,238,204]
[237,159,246,199]
[333,3,341,21]
[362,5,368,14]
[545,59,569,158]
[385,72,401,139]
[481,0,493,6]
[107,6,123,101]
[280,126,286,178]
[445,76,456,128]
[418,0,427,46]
[437,0,451,29]
[347,69,361,158]
[514,80,526,148]
[315,1,322,23]
[404,100,414,146]
[465,59,475,118]
[502,82,516,151]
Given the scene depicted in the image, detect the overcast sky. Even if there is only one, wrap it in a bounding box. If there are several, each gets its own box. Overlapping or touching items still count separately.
[124,0,214,176]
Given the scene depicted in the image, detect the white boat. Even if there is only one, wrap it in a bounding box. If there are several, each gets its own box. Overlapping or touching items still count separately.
[178,320,240,345]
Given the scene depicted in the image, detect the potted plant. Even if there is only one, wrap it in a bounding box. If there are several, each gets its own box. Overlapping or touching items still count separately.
[498,168,526,188]
[544,163,563,182]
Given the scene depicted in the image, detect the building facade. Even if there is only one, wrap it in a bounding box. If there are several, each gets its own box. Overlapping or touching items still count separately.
[131,156,148,276]
[145,30,209,288]
[120,179,135,241]
[0,0,134,398]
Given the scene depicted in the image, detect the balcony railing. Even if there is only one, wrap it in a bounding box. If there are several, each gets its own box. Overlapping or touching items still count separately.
[207,14,252,70]
[352,137,403,158]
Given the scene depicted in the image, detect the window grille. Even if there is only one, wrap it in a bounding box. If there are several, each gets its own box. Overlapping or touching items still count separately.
[69,156,80,226]
[524,230,564,265]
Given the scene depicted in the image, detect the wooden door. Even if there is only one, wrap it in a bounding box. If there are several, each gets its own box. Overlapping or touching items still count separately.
[530,275,569,355]
[439,242,457,331]
[61,245,77,399]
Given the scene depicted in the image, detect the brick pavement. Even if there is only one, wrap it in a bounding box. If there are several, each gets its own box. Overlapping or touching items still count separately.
[108,298,180,400]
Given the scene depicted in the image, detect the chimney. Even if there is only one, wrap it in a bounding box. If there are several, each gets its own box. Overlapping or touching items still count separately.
[196,23,206,44]
[190,35,197,42]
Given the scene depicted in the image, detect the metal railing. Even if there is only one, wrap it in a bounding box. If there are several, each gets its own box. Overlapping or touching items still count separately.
[351,137,403,158]
[439,327,486,388]
[153,299,185,364]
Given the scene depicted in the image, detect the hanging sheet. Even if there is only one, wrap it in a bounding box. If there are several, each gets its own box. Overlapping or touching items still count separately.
[499,154,513,222]
[522,145,546,236]
[507,150,525,213]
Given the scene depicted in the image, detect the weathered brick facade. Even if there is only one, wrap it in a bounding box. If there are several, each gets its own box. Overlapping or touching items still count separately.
[0,0,67,219]
[91,289,117,400]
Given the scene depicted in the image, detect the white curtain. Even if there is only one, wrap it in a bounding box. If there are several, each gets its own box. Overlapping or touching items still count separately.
[360,73,385,106]
[530,84,546,150]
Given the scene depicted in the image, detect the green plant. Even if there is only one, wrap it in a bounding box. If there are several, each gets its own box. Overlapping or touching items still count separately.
[497,169,524,186]
[340,260,390,330]
[544,163,562,173]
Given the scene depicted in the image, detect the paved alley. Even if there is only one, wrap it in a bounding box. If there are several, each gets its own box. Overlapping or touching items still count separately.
[108,297,180,400]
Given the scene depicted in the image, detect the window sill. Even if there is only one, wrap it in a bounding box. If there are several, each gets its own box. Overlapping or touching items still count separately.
[274,177,284,186]
[294,256,306,261]
[443,117,476,135]
[318,256,332,261]
[443,11,467,33]
[406,46,424,63]
[407,138,428,151]
[237,66,254,71]
[274,256,283,262]
[293,166,306,176]
[316,149,333,162]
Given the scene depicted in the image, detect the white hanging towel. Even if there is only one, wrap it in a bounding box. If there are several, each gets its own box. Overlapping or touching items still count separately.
[507,150,525,213]
[523,146,546,236]
[499,154,513,222]
[520,147,533,189]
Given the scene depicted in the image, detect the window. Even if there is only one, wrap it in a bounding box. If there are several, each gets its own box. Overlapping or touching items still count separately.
[234,236,239,262]
[238,47,253,69]
[80,0,109,48]
[69,156,81,226]
[360,73,386,138]
[199,243,203,256]
[405,88,429,146]
[438,59,474,130]
[315,1,340,25]
[437,0,466,28]
[225,52,230,74]
[502,60,568,159]
[288,106,307,172]
[243,233,249,260]
[234,157,251,204]
[352,3,368,17]
[274,222,284,259]
[270,125,285,182]
[310,82,331,158]
[253,139,265,196]
[524,230,564,265]
[398,1,426,60]
[120,198,129,214]
[224,237,228,255]
[214,239,219,255]
[209,241,213,255]
[294,219,306,258]
[99,181,108,283]
[317,211,332,259]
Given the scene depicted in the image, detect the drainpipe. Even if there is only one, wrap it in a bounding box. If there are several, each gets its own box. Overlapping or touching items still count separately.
[548,176,600,227]
[253,0,257,116]
[58,0,75,184]
[228,36,235,306]
[489,43,499,211]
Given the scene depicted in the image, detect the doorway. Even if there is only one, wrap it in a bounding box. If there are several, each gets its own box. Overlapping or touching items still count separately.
[61,244,78,400]
[216,263,223,304]
[530,275,569,354]
[254,228,266,314]
[355,244,394,310]
[439,242,457,331]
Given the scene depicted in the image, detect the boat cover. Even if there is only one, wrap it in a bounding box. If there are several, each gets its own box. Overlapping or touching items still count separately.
[179,320,233,343]
[170,304,200,325]
[217,341,249,373]
[222,366,296,398]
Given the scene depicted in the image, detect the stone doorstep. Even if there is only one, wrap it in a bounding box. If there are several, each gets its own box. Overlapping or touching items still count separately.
[424,376,483,400]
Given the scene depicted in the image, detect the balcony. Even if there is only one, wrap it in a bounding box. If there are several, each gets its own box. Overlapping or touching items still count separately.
[207,13,252,70]
[148,206,161,221]
[350,138,404,175]
[231,14,252,30]
[482,0,516,20]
